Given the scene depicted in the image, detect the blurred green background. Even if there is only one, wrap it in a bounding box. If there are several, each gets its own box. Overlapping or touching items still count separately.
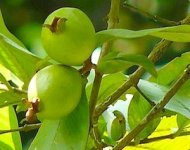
[1,0,190,63]
[0,0,190,149]
[1,0,190,64]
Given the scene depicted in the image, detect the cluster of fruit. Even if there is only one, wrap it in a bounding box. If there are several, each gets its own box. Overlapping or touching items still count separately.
[26,7,95,122]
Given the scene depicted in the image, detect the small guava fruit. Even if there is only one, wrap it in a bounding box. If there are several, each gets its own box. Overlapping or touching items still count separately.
[27,64,82,120]
[110,111,126,141]
[41,7,96,66]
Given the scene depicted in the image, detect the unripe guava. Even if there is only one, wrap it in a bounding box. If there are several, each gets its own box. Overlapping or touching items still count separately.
[41,7,95,66]
[27,65,82,120]
[111,111,126,141]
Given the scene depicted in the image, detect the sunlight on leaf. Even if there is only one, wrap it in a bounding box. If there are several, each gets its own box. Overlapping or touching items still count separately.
[0,33,42,86]
[125,116,190,150]
[0,107,22,150]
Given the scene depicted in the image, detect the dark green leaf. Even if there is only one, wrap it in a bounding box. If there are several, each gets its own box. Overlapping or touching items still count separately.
[96,25,190,46]
[97,52,157,77]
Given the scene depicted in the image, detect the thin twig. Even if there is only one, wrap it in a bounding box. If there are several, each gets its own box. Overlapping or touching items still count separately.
[94,39,172,118]
[129,131,190,145]
[0,123,41,134]
[113,65,190,150]
[12,87,27,94]
[123,3,179,26]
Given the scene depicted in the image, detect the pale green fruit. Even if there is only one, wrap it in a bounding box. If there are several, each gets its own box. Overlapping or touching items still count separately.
[28,65,82,120]
[41,7,95,66]
[111,111,126,141]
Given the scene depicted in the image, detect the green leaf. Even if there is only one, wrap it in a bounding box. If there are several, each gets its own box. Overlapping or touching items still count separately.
[176,114,190,134]
[95,25,190,46]
[0,73,12,90]
[29,87,89,150]
[149,52,190,85]
[86,73,127,104]
[138,80,190,119]
[0,10,25,48]
[97,52,157,76]
[0,106,22,150]
[0,91,25,108]
[127,92,160,142]
[0,33,42,85]
[150,25,190,42]
[0,64,23,88]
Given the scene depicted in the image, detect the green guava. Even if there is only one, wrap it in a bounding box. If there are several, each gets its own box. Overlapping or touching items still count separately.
[41,7,96,66]
[27,65,82,120]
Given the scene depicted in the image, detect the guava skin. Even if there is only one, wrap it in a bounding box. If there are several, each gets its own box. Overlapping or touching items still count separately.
[27,65,82,120]
[41,7,96,66]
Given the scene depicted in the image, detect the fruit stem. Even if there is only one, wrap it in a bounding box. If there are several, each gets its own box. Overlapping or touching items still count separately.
[26,98,40,123]
[79,57,95,77]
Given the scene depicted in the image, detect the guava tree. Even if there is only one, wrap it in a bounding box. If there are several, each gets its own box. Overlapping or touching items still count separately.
[0,0,190,150]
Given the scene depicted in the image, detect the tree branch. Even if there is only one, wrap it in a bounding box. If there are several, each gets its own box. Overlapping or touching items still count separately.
[113,65,190,150]
[89,0,121,148]
[89,0,121,120]
[94,14,190,119]
[123,3,179,26]
[0,123,41,134]
[94,39,172,118]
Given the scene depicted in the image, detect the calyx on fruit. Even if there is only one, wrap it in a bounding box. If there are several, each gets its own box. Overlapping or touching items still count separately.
[26,64,82,121]
[41,7,96,66]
